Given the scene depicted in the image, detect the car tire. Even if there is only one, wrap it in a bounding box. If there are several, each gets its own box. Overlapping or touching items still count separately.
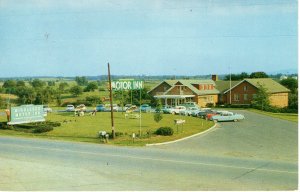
[234,119,238,122]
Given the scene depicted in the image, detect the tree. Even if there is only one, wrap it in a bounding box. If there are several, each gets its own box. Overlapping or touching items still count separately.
[16,80,26,87]
[249,72,269,79]
[280,78,298,94]
[224,72,249,81]
[86,96,102,106]
[3,80,17,94]
[58,82,69,93]
[126,88,154,106]
[31,79,46,89]
[154,100,163,123]
[288,90,298,110]
[84,82,98,92]
[251,83,270,110]
[48,81,56,86]
[75,76,88,86]
[15,86,36,104]
[69,85,83,96]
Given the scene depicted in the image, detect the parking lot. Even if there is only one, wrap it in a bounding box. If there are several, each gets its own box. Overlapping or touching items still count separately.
[152,109,298,163]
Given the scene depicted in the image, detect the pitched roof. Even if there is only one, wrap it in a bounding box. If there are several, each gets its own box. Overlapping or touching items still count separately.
[214,80,240,93]
[223,78,290,94]
[149,79,220,95]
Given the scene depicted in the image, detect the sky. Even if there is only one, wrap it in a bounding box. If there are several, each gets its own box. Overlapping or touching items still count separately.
[0,0,298,77]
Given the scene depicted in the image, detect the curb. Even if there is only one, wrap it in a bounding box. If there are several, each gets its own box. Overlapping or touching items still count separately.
[146,123,218,147]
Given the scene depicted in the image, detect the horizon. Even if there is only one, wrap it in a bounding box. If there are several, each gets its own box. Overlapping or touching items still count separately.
[0,0,298,77]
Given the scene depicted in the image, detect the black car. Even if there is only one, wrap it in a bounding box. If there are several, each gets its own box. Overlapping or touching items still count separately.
[197,109,214,118]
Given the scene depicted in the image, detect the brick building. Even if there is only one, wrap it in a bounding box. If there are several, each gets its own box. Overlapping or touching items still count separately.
[149,76,290,108]
[215,78,290,108]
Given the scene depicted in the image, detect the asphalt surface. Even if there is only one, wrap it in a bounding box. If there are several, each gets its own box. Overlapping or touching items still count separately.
[0,110,298,190]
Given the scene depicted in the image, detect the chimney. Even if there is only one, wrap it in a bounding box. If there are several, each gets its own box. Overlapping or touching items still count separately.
[212,74,218,81]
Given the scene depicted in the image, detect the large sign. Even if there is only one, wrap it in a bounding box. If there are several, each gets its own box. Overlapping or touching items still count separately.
[8,105,45,125]
[111,80,144,91]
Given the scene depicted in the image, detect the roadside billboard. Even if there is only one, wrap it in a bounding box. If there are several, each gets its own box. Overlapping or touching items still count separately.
[8,105,45,125]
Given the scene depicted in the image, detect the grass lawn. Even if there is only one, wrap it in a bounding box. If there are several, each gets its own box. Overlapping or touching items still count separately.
[248,109,298,123]
[0,111,214,146]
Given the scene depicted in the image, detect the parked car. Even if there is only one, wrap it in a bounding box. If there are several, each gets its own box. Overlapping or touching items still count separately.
[205,110,220,120]
[104,104,119,112]
[211,112,245,122]
[140,104,151,112]
[162,106,172,114]
[96,104,106,112]
[194,108,213,118]
[76,104,87,112]
[124,104,133,111]
[164,106,186,115]
[179,107,200,116]
[206,110,230,120]
[181,102,198,108]
[125,105,138,113]
[66,104,75,112]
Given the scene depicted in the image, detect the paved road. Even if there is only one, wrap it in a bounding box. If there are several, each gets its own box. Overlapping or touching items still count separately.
[0,110,297,190]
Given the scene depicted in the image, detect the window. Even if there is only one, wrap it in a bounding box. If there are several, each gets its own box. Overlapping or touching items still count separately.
[234,94,240,101]
[199,85,203,90]
[252,94,257,99]
[244,86,248,91]
[244,94,248,101]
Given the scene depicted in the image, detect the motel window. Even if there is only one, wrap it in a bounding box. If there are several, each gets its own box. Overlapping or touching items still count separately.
[199,85,203,90]
[234,94,239,101]
[244,94,248,101]
[204,85,207,90]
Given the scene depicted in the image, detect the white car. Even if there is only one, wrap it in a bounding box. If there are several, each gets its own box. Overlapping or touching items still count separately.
[165,106,186,115]
[180,107,200,116]
[211,112,245,122]
[66,105,75,112]
[104,104,119,112]
[76,104,87,112]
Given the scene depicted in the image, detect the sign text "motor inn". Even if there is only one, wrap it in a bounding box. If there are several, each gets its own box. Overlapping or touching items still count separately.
[111,80,144,90]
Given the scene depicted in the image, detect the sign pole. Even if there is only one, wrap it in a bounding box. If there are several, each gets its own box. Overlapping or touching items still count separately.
[139,88,142,136]
[108,63,115,139]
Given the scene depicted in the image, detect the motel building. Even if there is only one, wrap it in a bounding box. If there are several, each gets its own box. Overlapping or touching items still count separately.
[148,75,290,108]
[148,79,219,107]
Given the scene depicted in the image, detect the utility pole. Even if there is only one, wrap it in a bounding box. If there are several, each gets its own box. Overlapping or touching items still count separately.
[108,63,115,139]
[229,64,232,105]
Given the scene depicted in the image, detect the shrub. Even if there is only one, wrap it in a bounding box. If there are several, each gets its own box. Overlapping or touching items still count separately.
[107,132,124,139]
[45,121,61,127]
[155,127,174,136]
[32,125,53,133]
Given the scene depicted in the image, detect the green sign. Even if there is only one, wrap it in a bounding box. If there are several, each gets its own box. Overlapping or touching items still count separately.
[111,80,144,90]
[8,105,45,125]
